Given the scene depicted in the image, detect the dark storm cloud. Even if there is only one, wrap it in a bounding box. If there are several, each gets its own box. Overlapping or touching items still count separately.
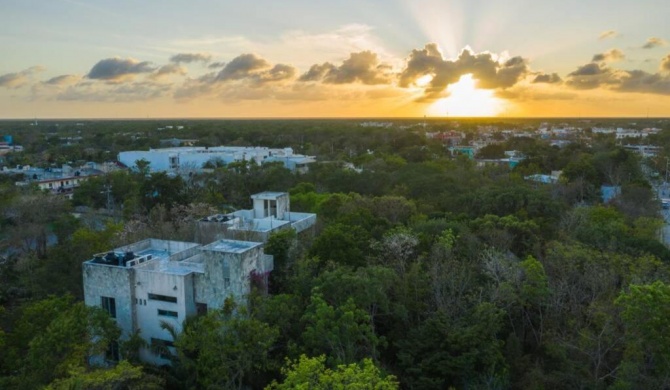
[642,37,666,49]
[592,49,625,62]
[169,53,212,64]
[299,51,392,85]
[87,58,156,81]
[397,44,529,100]
[0,66,45,89]
[532,73,562,84]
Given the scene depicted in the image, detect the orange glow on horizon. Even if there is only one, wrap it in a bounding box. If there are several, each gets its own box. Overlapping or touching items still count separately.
[427,74,504,117]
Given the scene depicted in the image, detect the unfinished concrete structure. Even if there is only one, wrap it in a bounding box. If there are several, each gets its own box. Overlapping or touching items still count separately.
[199,191,317,242]
[83,238,273,365]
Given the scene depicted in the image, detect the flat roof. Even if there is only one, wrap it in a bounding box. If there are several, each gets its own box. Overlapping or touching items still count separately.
[251,191,287,200]
[201,239,262,254]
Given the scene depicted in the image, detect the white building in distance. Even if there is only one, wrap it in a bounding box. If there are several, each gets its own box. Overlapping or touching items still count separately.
[118,146,315,174]
[83,237,273,365]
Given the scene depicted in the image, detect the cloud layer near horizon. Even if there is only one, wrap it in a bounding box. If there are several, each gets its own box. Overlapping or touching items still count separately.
[2,44,670,107]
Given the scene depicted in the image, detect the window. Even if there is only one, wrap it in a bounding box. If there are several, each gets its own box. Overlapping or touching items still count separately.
[196,302,208,316]
[101,296,116,318]
[158,309,178,318]
[148,293,177,303]
[151,338,174,360]
[106,340,120,362]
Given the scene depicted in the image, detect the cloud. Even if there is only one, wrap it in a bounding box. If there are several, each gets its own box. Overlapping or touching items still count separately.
[215,53,270,81]
[299,51,392,85]
[598,30,618,40]
[208,61,226,69]
[592,49,625,62]
[662,54,670,72]
[44,74,80,86]
[0,66,45,89]
[398,44,529,100]
[57,81,171,102]
[169,53,212,64]
[212,54,295,84]
[150,63,187,80]
[87,58,156,81]
[532,73,562,84]
[566,59,670,94]
[642,37,666,49]
[174,54,296,100]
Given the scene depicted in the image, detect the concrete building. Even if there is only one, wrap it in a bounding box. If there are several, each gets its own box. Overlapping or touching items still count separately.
[118,146,316,174]
[199,191,317,242]
[83,237,273,365]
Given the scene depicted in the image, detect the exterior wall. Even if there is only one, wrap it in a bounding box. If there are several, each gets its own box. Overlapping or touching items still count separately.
[193,251,235,310]
[118,151,170,171]
[288,213,317,233]
[193,245,270,310]
[134,269,191,365]
[83,263,135,338]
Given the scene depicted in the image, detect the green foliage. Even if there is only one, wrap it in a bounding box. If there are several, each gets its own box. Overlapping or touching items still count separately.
[301,291,381,366]
[268,355,398,390]
[171,300,279,389]
[46,360,164,390]
[397,303,507,389]
[309,223,370,268]
[2,296,121,388]
[615,281,670,388]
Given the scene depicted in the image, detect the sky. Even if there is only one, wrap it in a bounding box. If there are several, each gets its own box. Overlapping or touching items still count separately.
[2,0,670,118]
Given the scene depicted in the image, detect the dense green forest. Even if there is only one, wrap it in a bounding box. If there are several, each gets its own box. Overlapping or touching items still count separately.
[1,118,670,389]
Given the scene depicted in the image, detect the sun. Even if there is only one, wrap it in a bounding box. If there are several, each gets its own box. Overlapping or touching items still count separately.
[427,74,504,117]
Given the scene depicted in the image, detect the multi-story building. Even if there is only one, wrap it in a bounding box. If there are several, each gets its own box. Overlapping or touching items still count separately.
[83,237,273,365]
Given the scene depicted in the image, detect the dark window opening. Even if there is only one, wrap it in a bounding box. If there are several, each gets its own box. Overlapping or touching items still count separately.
[196,302,208,316]
[101,296,116,318]
[148,293,177,303]
[158,309,178,318]
[106,340,120,362]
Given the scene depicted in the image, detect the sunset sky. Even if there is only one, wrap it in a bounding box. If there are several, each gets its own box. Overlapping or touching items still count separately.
[2,0,670,118]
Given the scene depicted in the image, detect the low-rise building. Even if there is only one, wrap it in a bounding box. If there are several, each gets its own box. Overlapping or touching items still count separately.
[118,146,316,174]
